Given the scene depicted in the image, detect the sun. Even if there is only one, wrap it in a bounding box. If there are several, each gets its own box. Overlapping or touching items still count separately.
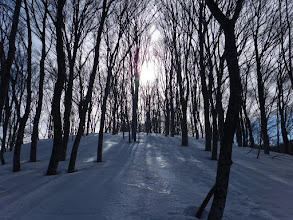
[140,61,156,84]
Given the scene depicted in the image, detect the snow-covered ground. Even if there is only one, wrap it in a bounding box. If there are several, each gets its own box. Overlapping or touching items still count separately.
[0,133,293,220]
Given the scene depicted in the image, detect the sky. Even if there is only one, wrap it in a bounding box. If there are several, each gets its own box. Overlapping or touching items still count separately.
[140,60,156,84]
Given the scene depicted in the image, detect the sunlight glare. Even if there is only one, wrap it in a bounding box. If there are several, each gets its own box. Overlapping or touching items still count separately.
[140,61,156,84]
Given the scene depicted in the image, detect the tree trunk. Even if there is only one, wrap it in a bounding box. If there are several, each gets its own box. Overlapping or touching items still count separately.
[147,96,151,134]
[165,72,170,136]
[173,24,189,146]
[0,147,5,165]
[68,0,110,171]
[277,76,289,153]
[61,61,75,161]
[46,0,67,175]
[97,75,111,162]
[132,77,139,141]
[125,104,131,143]
[240,110,247,147]
[284,0,293,88]
[216,55,225,141]
[62,1,84,160]
[30,4,47,162]
[204,1,244,219]
[181,100,188,146]
[1,94,11,165]
[13,0,32,172]
[192,87,199,139]
[170,70,175,137]
[112,82,118,135]
[211,108,218,160]
[132,44,140,141]
[196,185,216,219]
[9,113,19,152]
[86,102,92,136]
[208,25,242,220]
[68,106,86,173]
[0,0,22,121]
[236,114,243,147]
[254,36,270,154]
[206,33,218,159]
[242,103,255,148]
[199,2,211,151]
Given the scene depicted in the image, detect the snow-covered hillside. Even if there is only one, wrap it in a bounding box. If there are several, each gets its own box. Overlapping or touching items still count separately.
[0,133,292,220]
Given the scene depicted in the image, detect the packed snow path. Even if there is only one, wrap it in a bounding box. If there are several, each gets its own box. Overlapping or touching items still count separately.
[0,133,293,219]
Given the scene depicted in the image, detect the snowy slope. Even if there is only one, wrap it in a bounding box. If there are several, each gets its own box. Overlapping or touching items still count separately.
[0,133,293,220]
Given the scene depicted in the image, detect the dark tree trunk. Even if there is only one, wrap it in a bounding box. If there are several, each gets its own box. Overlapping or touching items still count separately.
[112,80,118,135]
[199,2,211,151]
[240,110,247,147]
[209,26,242,220]
[191,87,199,139]
[96,1,128,160]
[277,76,289,153]
[30,3,47,162]
[206,31,218,159]
[254,36,270,154]
[284,0,293,88]
[169,67,175,137]
[147,96,151,134]
[204,1,244,219]
[132,46,139,142]
[9,112,19,152]
[278,0,290,152]
[61,60,75,161]
[236,114,243,147]
[175,63,189,145]
[172,22,189,146]
[68,0,110,172]
[46,0,67,175]
[132,78,139,141]
[13,0,32,172]
[68,105,86,173]
[86,102,92,136]
[97,69,111,162]
[181,100,188,146]
[196,185,216,219]
[211,108,218,160]
[175,90,181,136]
[165,72,170,136]
[157,88,162,134]
[216,54,225,141]
[242,103,255,148]
[1,94,11,165]
[0,147,5,165]
[125,104,131,143]
[0,0,22,121]
[62,1,85,161]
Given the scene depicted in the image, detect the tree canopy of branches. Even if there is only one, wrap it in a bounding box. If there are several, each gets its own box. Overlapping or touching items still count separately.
[0,0,292,218]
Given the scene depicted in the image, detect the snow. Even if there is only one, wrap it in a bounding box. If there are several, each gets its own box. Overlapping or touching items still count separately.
[0,133,293,219]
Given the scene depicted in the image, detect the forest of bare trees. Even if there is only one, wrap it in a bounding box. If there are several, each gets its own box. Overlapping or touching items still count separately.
[0,0,292,219]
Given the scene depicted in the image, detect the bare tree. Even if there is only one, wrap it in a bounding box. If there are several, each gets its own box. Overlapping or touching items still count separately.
[13,0,32,172]
[30,0,49,162]
[68,0,112,172]
[1,93,13,164]
[0,0,22,122]
[46,0,67,175]
[61,0,97,161]
[251,0,278,155]
[197,0,244,219]
[198,0,212,151]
